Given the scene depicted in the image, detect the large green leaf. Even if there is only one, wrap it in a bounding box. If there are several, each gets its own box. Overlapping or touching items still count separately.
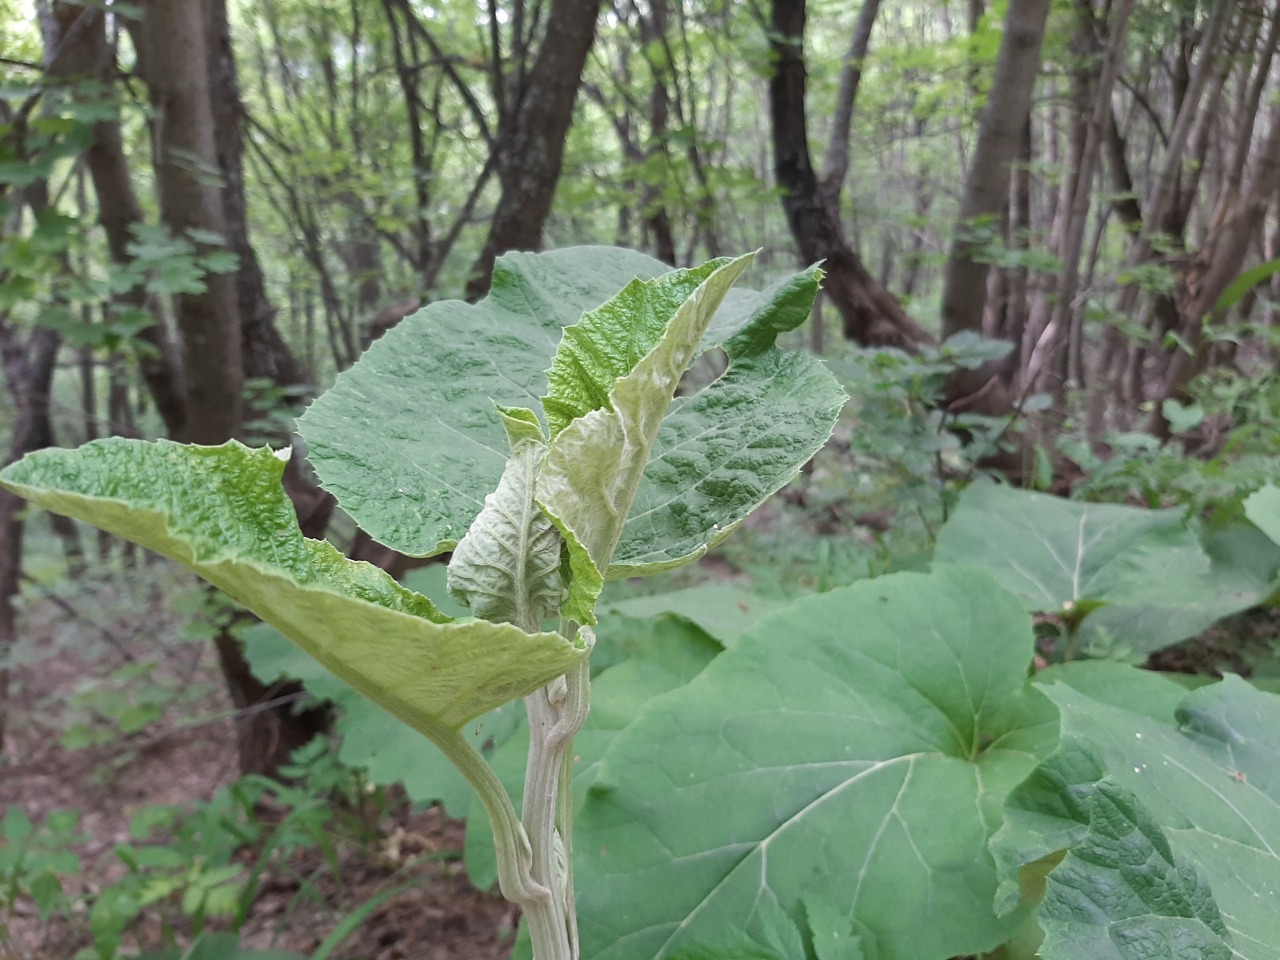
[612,348,845,577]
[933,483,1267,656]
[536,254,756,621]
[544,260,726,435]
[994,674,1280,959]
[1245,484,1280,548]
[595,583,784,648]
[298,246,670,558]
[935,482,1207,611]
[572,567,1058,960]
[1083,517,1280,657]
[0,439,585,739]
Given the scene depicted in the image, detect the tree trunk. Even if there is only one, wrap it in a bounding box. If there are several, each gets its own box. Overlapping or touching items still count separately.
[465,0,603,297]
[133,0,243,446]
[207,0,309,390]
[0,325,61,750]
[131,0,335,777]
[1153,101,1280,435]
[1026,0,1132,399]
[50,3,187,436]
[768,0,930,348]
[940,0,1052,343]
[819,0,882,208]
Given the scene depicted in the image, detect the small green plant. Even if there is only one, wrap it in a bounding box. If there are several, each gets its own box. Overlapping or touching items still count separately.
[0,247,844,960]
[824,331,1030,535]
[2,741,386,960]
[0,806,84,926]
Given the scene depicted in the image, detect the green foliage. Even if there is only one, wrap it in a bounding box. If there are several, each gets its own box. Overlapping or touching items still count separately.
[994,675,1280,959]
[826,333,1022,521]
[1068,369,1280,514]
[60,659,172,748]
[0,806,84,922]
[9,243,1280,960]
[934,481,1280,658]
[2,247,843,960]
[571,567,1058,960]
[1,744,378,960]
[1246,484,1280,548]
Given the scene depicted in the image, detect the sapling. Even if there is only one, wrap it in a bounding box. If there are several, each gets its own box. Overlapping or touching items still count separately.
[0,246,845,960]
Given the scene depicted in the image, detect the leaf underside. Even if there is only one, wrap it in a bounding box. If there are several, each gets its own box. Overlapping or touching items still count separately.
[447,435,563,628]
[0,439,584,738]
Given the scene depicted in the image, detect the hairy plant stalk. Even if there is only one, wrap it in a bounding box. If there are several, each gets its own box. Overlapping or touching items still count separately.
[521,626,592,960]
[427,727,547,909]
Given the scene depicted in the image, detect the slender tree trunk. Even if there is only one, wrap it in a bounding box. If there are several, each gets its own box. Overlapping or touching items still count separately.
[768,0,930,348]
[1152,102,1280,434]
[0,325,60,750]
[940,0,1052,342]
[1028,0,1133,398]
[465,0,603,297]
[134,0,243,445]
[207,0,308,391]
[819,0,882,209]
[49,4,187,435]
[641,0,677,265]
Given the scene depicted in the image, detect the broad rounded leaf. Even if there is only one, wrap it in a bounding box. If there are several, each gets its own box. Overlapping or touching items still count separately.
[573,567,1058,960]
[0,439,585,737]
[935,482,1208,611]
[299,246,670,557]
[595,584,784,647]
[932,482,1263,655]
[995,673,1280,959]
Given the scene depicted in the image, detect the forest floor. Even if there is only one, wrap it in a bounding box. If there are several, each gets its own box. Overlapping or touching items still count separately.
[4,533,1276,960]
[0,565,517,960]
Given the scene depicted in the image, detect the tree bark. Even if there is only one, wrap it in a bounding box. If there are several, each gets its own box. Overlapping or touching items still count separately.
[0,324,60,750]
[1025,0,1132,398]
[133,0,243,445]
[768,0,930,348]
[129,0,335,777]
[819,0,882,208]
[207,0,309,390]
[1153,101,1280,434]
[465,0,603,298]
[940,0,1052,342]
[49,3,187,436]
